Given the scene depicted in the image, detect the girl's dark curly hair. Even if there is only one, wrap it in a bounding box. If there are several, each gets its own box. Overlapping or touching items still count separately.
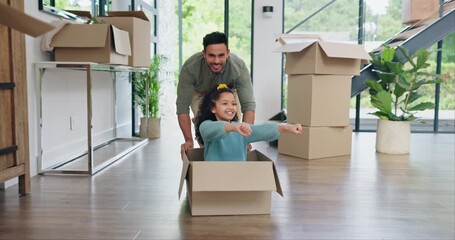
[195,85,238,145]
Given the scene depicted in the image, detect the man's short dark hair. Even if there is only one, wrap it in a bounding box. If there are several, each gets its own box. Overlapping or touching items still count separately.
[203,32,228,50]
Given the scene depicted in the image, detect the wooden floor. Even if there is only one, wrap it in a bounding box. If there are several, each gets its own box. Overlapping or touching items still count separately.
[1,117,454,240]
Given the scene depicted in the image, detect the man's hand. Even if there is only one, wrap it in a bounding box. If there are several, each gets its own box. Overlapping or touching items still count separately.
[180,141,194,160]
[242,111,255,151]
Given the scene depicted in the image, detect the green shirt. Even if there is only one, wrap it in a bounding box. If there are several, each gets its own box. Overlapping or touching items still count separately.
[200,120,282,161]
[176,52,256,114]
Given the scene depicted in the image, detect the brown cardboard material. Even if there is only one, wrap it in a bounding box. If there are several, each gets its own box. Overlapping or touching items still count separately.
[0,3,54,37]
[179,148,283,216]
[287,75,351,126]
[65,10,93,21]
[97,11,151,67]
[51,23,131,65]
[276,41,371,75]
[278,125,352,159]
[276,33,322,45]
[402,0,439,25]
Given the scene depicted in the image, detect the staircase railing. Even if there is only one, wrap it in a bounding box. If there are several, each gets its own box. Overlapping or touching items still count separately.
[351,8,455,97]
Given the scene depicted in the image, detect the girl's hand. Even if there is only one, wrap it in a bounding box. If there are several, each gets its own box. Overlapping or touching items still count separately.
[279,123,303,134]
[235,122,252,137]
[289,123,303,134]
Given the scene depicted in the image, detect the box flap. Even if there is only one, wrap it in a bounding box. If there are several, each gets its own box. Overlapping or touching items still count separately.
[272,162,284,197]
[178,151,191,199]
[51,24,109,48]
[318,41,371,61]
[191,161,277,192]
[65,10,92,19]
[276,33,322,45]
[254,151,283,197]
[274,41,316,53]
[111,25,131,56]
[107,11,150,21]
[0,3,54,37]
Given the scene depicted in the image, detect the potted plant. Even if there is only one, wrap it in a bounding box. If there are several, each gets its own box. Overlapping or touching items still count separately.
[365,45,441,154]
[134,54,168,138]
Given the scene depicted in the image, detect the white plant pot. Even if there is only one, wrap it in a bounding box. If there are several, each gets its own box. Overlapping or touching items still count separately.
[140,117,160,139]
[376,119,411,154]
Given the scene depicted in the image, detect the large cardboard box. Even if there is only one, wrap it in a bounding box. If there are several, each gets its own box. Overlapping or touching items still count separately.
[179,148,283,216]
[276,41,371,75]
[402,0,439,25]
[278,125,352,159]
[97,11,151,67]
[51,23,131,65]
[287,74,351,126]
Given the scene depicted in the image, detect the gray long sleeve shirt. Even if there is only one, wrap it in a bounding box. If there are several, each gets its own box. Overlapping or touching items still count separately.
[176,52,256,114]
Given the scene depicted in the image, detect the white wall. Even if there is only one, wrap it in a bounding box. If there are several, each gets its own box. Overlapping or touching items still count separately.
[252,0,283,123]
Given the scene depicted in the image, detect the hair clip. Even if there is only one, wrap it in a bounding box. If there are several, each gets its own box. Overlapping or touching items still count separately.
[217,83,228,90]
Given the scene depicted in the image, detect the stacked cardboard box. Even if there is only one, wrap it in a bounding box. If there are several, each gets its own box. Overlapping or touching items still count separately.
[97,11,151,67]
[276,41,370,159]
[402,0,439,25]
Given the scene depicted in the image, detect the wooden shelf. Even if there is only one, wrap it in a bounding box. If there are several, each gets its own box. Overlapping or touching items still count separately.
[35,62,148,175]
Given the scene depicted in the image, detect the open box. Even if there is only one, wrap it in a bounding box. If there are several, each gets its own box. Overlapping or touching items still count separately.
[179,148,283,216]
[50,23,131,65]
[97,11,151,67]
[276,41,371,75]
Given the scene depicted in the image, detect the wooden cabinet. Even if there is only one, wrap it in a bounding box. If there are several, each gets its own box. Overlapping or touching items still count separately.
[0,0,30,194]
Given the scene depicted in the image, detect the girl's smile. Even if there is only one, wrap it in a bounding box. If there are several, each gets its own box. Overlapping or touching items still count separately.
[212,92,237,121]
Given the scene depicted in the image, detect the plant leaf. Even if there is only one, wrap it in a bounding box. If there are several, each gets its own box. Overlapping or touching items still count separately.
[386,61,403,75]
[365,79,384,94]
[414,48,430,68]
[376,71,396,84]
[407,102,435,111]
[370,91,392,115]
[381,46,395,62]
[406,91,423,104]
[397,46,416,68]
[395,74,410,94]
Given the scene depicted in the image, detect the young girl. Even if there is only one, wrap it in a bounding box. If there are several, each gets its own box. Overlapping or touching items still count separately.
[195,84,302,161]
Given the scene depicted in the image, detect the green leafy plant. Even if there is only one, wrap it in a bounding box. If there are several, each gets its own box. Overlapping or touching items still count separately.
[134,55,168,119]
[365,45,442,121]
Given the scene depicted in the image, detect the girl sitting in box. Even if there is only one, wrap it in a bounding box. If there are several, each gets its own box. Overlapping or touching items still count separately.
[195,83,302,161]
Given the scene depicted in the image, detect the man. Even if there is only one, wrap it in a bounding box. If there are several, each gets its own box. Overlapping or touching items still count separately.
[176,31,255,155]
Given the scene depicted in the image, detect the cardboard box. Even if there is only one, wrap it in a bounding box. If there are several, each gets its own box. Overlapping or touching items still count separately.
[402,0,439,25]
[0,3,54,37]
[276,41,371,75]
[179,148,283,216]
[278,125,352,159]
[51,23,131,65]
[287,75,351,126]
[97,11,151,67]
